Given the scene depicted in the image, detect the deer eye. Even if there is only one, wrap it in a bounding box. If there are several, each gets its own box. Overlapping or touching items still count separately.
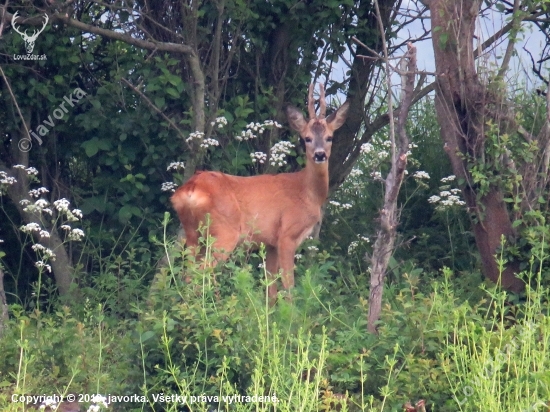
[304,137,312,143]
[326,137,333,143]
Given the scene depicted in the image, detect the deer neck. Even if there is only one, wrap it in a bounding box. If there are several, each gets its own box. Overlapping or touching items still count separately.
[303,160,329,205]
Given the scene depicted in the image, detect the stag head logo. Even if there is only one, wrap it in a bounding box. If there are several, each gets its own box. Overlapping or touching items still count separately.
[11,12,49,54]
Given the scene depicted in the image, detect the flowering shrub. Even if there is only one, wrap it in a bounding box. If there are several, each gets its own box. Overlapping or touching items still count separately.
[428,175,466,211]
[236,119,282,141]
[269,141,294,167]
[162,117,289,192]
[0,165,85,282]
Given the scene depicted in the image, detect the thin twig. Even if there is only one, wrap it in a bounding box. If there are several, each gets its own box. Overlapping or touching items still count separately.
[120,77,191,150]
[352,36,382,59]
[0,65,34,142]
[372,0,396,162]
[0,0,8,38]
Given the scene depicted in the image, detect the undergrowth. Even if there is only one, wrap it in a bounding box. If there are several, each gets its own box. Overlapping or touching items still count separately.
[0,218,549,411]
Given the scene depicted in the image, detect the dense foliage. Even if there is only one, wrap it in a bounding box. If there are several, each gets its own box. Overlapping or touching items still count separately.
[1,0,550,411]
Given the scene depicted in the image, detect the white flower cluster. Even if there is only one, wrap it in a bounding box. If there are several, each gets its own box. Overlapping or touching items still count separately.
[270,141,294,167]
[250,152,267,164]
[13,164,38,175]
[307,245,319,252]
[412,171,430,180]
[29,187,49,198]
[211,116,228,128]
[441,175,456,182]
[428,187,465,209]
[61,225,86,241]
[35,199,49,209]
[0,171,17,187]
[21,222,41,233]
[90,394,108,408]
[329,200,352,210]
[166,162,185,171]
[32,243,56,260]
[186,131,204,142]
[35,261,52,273]
[22,198,53,215]
[53,199,83,221]
[161,182,178,192]
[186,131,220,149]
[348,235,370,254]
[360,143,373,154]
[200,138,219,149]
[371,171,382,180]
[348,240,359,254]
[236,120,282,141]
[349,168,363,178]
[68,228,85,241]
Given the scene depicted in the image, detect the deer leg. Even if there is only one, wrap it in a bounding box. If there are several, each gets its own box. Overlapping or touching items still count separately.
[265,245,279,301]
[277,238,297,290]
[208,225,240,266]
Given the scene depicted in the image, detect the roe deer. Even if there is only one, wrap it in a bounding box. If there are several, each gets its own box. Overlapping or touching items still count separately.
[171,84,349,299]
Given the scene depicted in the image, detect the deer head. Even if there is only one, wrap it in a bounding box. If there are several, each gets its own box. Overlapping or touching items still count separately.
[286,83,349,165]
[11,12,49,54]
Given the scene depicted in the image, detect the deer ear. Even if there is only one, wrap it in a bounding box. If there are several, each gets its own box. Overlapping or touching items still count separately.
[326,101,349,131]
[285,106,308,133]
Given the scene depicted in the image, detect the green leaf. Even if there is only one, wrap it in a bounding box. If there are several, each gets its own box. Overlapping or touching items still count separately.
[167,74,182,87]
[82,138,99,157]
[118,205,134,222]
[80,196,107,214]
[166,88,180,98]
[140,331,155,342]
[439,33,449,49]
[154,97,165,109]
[97,139,111,150]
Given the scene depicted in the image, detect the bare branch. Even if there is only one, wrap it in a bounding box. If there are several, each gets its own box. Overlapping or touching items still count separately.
[496,0,522,79]
[120,78,192,151]
[0,6,195,55]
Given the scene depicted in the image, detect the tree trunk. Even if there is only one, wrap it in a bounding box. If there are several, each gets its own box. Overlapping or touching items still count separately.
[427,0,523,292]
[6,117,78,299]
[368,44,417,333]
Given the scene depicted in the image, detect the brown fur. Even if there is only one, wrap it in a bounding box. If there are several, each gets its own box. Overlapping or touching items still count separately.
[171,85,349,299]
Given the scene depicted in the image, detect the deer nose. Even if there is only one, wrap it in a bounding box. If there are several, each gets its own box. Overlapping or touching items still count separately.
[314,150,327,163]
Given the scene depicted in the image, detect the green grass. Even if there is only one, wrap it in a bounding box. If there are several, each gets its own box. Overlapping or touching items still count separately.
[1,233,549,411]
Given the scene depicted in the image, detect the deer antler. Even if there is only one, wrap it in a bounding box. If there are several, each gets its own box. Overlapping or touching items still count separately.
[308,83,316,119]
[319,82,326,118]
[11,12,49,41]
[10,12,25,37]
[307,83,327,119]
[37,14,49,37]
